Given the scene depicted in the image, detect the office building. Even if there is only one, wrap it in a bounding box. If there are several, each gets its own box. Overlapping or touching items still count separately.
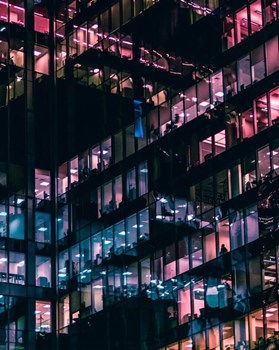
[0,0,278,348]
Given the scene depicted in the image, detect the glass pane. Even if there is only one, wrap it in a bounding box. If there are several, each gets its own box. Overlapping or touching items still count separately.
[235,7,249,43]
[9,252,25,285]
[255,94,268,132]
[250,0,263,34]
[36,256,51,287]
[238,55,251,91]
[35,301,51,333]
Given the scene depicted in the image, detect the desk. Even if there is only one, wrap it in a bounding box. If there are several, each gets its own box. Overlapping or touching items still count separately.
[0,273,25,284]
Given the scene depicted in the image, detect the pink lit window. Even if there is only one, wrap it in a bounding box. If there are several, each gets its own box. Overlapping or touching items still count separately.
[34,8,49,34]
[235,7,248,43]
[0,0,8,22]
[9,2,25,27]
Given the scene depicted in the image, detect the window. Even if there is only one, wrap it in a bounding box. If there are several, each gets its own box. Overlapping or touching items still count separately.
[36,256,51,287]
[178,284,191,324]
[224,62,237,98]
[9,252,25,285]
[230,209,244,249]
[0,203,7,237]
[214,130,226,156]
[244,205,259,243]
[251,45,265,83]
[34,45,49,75]
[113,131,123,163]
[257,146,271,179]
[114,220,125,254]
[92,279,104,312]
[35,301,51,333]
[35,211,51,243]
[138,161,148,196]
[265,36,279,75]
[57,162,68,195]
[192,280,204,318]
[57,205,69,240]
[127,167,136,200]
[204,230,216,262]
[178,238,189,274]
[9,204,24,240]
[255,94,268,132]
[92,232,102,266]
[221,321,234,349]
[270,87,279,125]
[249,309,263,348]
[125,124,135,157]
[164,243,176,280]
[191,232,203,268]
[140,257,150,289]
[34,5,49,34]
[126,214,137,248]
[0,250,7,281]
[199,136,212,163]
[211,70,224,104]
[124,263,138,297]
[222,16,235,50]
[59,295,70,329]
[263,0,277,25]
[9,1,25,26]
[58,251,69,289]
[241,109,255,139]
[265,302,279,340]
[237,55,251,91]
[218,217,230,254]
[235,7,249,43]
[197,79,210,115]
[35,168,51,202]
[250,0,263,34]
[102,226,113,258]
[184,85,197,123]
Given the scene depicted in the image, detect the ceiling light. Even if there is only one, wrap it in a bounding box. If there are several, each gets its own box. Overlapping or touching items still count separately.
[0,258,7,263]
[140,168,148,173]
[93,68,99,73]
[38,227,47,232]
[17,261,25,267]
[44,312,51,316]
[132,224,143,228]
[123,271,132,275]
[17,198,24,204]
[118,231,126,235]
[58,273,66,277]
[215,91,224,97]
[40,181,49,186]
[265,313,273,318]
[92,24,98,29]
[43,305,51,308]
[70,169,78,174]
[0,212,7,216]
[34,50,41,56]
[267,308,277,312]
[200,101,209,107]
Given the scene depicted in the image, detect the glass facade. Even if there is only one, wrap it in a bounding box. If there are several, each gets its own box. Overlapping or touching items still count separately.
[0,0,278,348]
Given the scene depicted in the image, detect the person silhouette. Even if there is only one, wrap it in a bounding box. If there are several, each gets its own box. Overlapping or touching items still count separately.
[220,244,228,255]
